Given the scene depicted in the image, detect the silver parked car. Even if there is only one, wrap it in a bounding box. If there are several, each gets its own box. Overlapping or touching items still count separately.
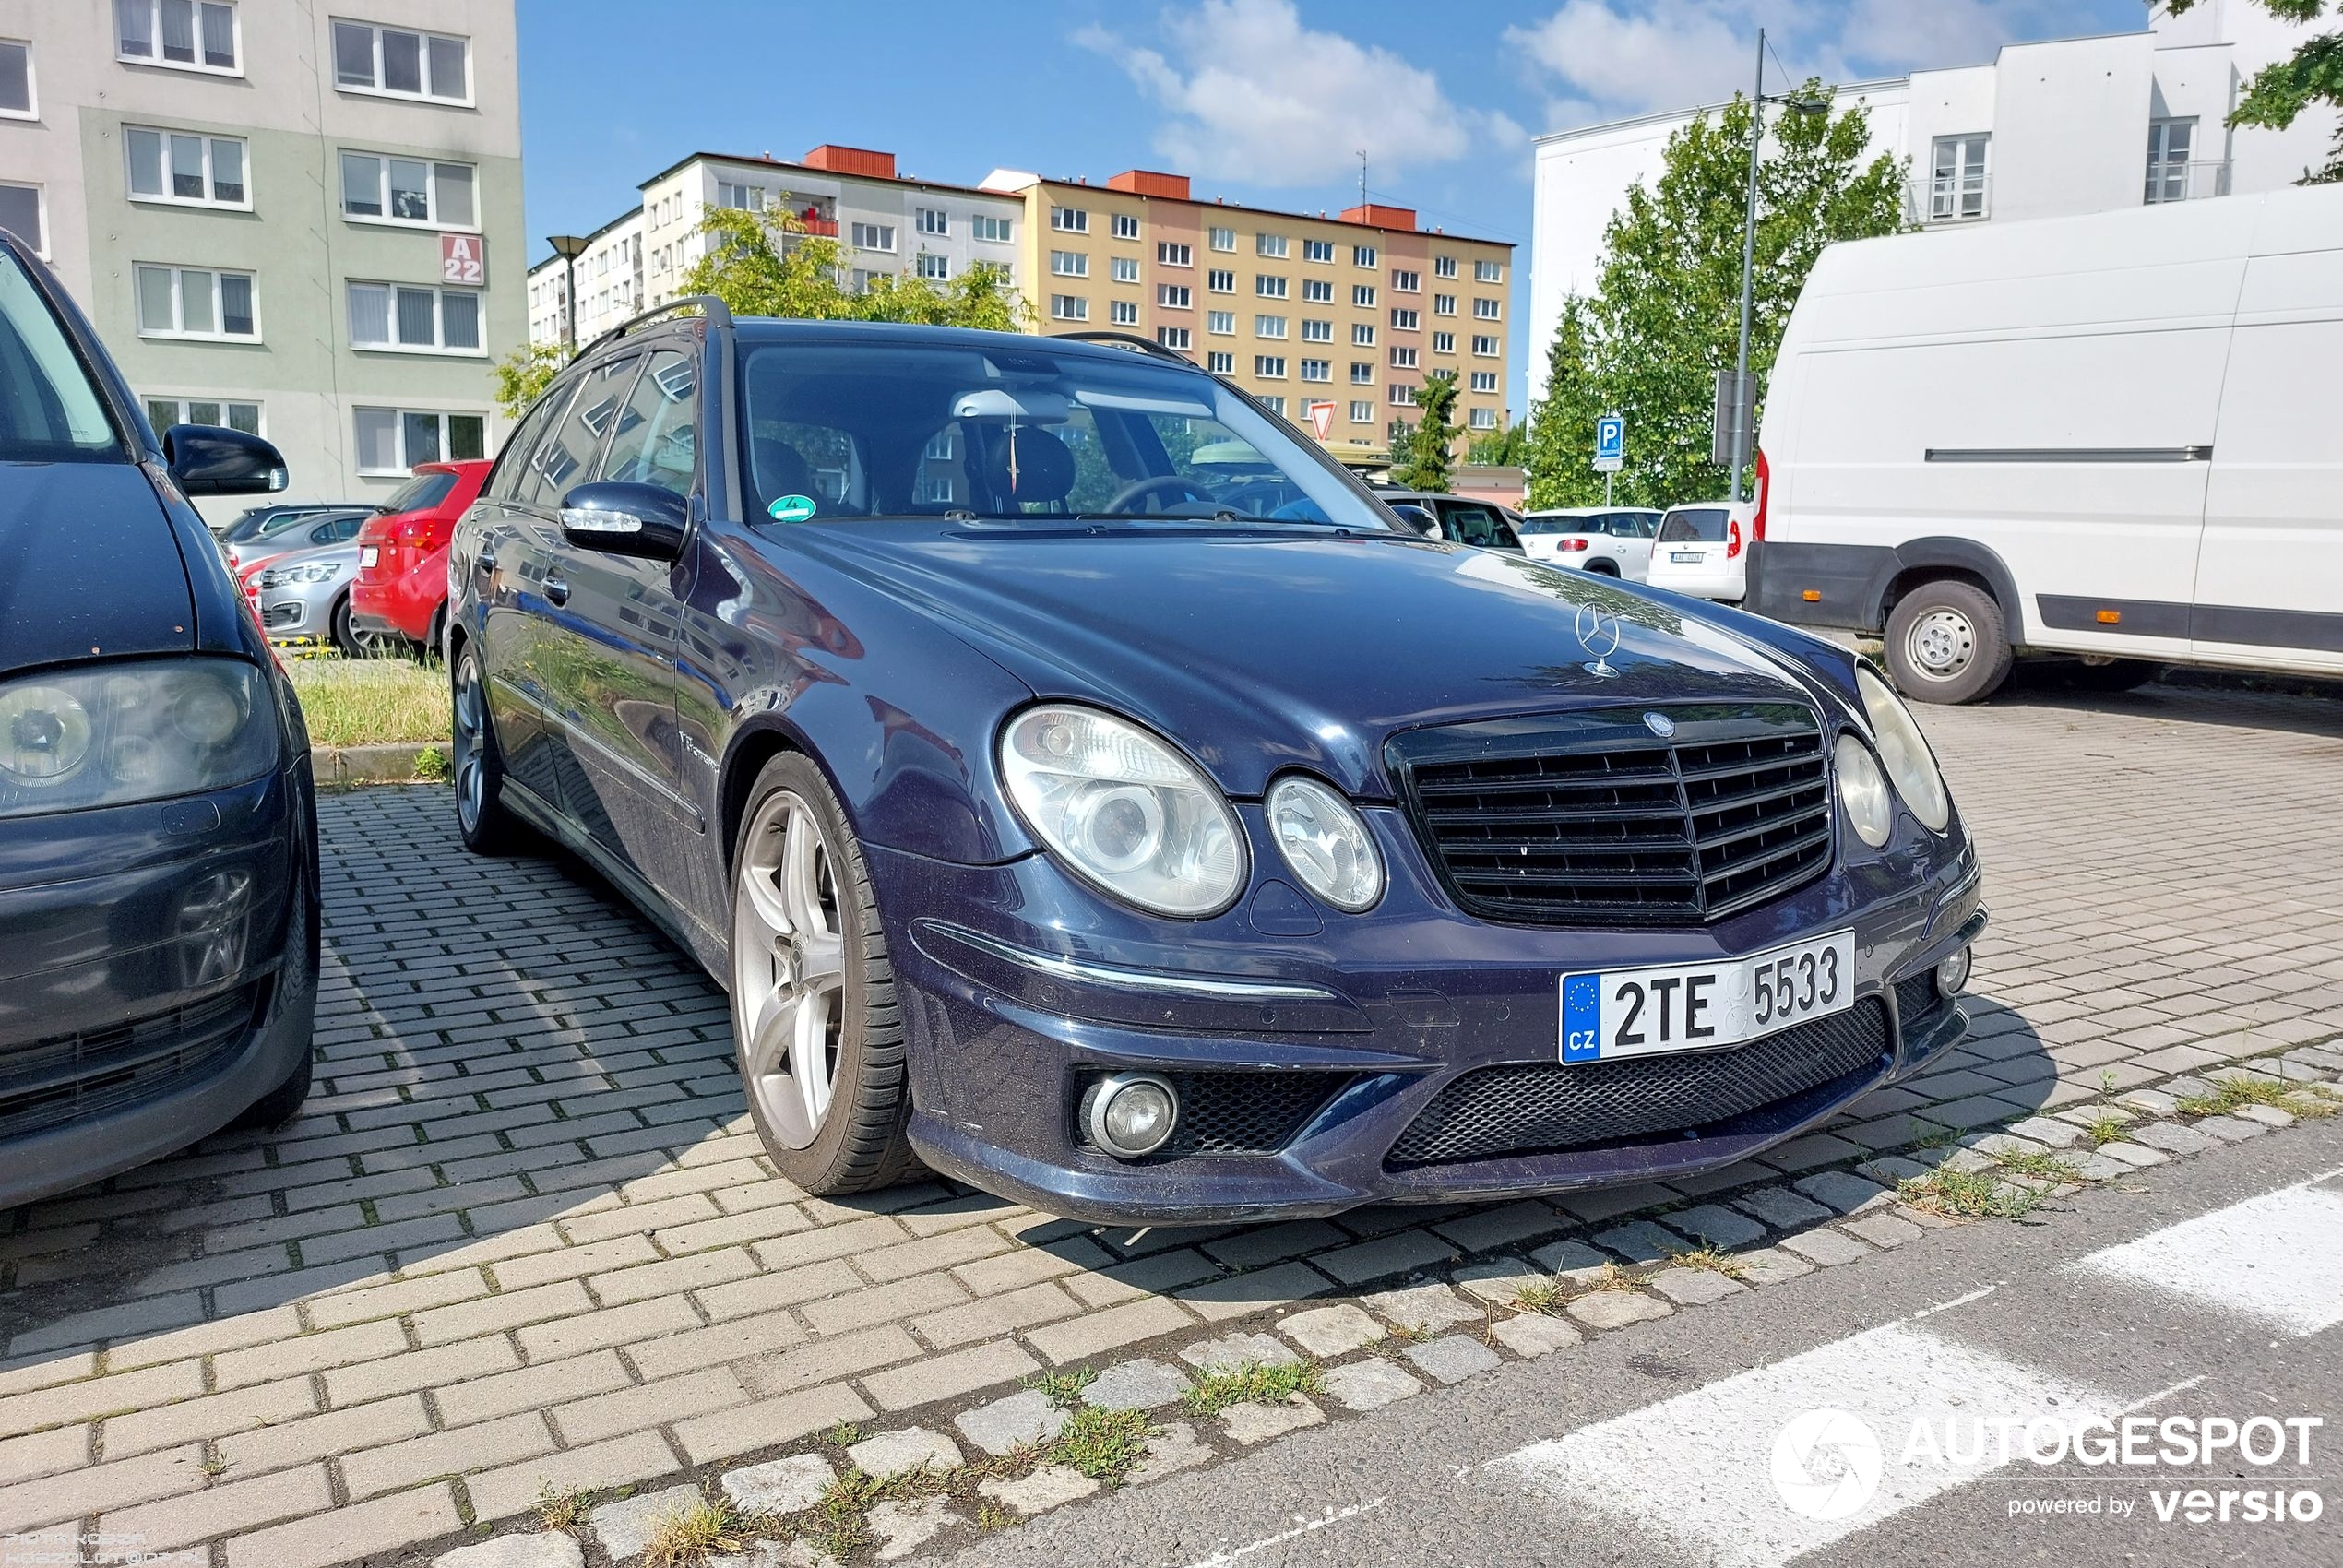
[253,543,386,655]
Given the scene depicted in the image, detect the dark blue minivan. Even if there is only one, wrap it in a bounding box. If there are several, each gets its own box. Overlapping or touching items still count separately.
[0,231,318,1209]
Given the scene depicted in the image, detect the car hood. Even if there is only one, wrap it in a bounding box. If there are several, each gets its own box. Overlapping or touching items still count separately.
[776,522,1823,799]
[0,462,195,674]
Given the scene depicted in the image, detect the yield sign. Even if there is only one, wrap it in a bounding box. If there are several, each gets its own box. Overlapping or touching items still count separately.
[1306,400,1335,440]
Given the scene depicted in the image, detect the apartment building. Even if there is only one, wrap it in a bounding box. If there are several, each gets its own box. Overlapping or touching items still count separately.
[1528,0,2339,402]
[982,168,1514,462]
[527,209,642,348]
[0,1,525,516]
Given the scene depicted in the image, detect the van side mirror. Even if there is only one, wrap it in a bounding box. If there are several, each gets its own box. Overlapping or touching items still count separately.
[559,481,689,561]
[165,424,289,497]
[1388,503,1440,537]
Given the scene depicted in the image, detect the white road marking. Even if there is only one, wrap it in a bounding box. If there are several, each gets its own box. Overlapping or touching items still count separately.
[2073,1180,2343,1335]
[1489,1320,2112,1568]
[1173,1499,1386,1568]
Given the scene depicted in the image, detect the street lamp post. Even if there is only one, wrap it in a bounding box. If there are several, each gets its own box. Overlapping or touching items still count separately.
[546,232,589,350]
[1727,30,1828,505]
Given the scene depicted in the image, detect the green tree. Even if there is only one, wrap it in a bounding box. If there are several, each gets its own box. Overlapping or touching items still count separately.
[1394,371,1459,491]
[1466,422,1526,466]
[490,340,569,421]
[1522,85,1907,509]
[678,203,1031,327]
[2170,1,2342,182]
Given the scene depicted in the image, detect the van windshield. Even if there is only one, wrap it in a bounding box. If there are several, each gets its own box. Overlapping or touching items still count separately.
[1659,508,1729,543]
[0,250,122,464]
[737,339,1397,530]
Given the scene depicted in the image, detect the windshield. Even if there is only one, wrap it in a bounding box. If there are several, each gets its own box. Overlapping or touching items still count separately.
[378,471,458,516]
[738,339,1396,529]
[0,251,121,464]
[1659,507,1730,543]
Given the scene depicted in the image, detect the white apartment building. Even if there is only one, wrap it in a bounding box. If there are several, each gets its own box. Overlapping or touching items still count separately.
[528,145,1025,346]
[1528,0,2340,401]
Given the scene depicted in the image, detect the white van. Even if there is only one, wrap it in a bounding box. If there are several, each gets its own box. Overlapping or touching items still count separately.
[1744,184,2343,702]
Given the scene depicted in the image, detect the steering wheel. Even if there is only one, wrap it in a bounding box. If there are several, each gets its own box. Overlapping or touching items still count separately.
[1101,473,1215,514]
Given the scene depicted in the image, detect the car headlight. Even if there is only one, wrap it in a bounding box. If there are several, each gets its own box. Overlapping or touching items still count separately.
[999,705,1246,917]
[0,660,279,819]
[1266,774,1384,912]
[1834,734,1893,849]
[272,561,344,587]
[1856,666,1951,832]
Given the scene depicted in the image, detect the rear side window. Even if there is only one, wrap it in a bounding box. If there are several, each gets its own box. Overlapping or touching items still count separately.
[1439,502,1507,547]
[1659,507,1729,542]
[518,355,635,508]
[485,378,574,504]
[379,471,458,515]
[598,350,698,496]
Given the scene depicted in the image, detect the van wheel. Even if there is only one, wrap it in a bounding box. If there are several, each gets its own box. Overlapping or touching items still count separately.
[1885,581,2013,704]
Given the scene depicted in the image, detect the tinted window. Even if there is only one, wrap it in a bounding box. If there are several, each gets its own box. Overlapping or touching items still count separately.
[1659,507,1729,542]
[379,471,458,516]
[1438,501,1509,548]
[0,250,120,463]
[486,379,576,504]
[598,350,698,496]
[520,356,634,508]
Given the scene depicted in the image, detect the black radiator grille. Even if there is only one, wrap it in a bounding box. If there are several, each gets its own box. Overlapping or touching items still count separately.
[1391,704,1834,926]
[0,982,267,1143]
[1076,1070,1351,1160]
[1386,998,1889,1168]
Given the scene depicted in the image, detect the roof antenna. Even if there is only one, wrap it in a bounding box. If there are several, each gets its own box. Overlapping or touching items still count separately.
[1356,150,1368,209]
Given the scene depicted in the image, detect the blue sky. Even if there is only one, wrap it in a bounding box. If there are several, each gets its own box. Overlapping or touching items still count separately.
[517,0,2147,409]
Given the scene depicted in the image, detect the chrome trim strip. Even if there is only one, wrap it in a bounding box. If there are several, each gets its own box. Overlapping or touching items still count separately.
[1924,446,2211,464]
[936,925,1340,1004]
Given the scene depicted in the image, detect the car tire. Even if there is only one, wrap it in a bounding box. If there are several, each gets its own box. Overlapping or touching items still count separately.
[1885,580,2013,705]
[450,643,523,855]
[729,752,917,1196]
[1586,561,1619,577]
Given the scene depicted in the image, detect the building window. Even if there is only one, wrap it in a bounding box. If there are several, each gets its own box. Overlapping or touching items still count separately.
[1157,241,1192,267]
[1051,205,1088,232]
[1260,395,1286,415]
[1207,310,1234,335]
[1,40,35,118]
[1432,331,1455,354]
[1469,407,1498,430]
[1391,308,1420,330]
[1254,275,1286,299]
[1353,245,1377,268]
[1351,323,1375,347]
[1348,400,1372,424]
[354,407,485,475]
[1302,238,1334,264]
[146,395,261,434]
[1301,279,1333,304]
[1255,315,1287,339]
[1433,292,1456,315]
[1110,298,1138,325]
[1350,362,1373,385]
[1390,384,1416,406]
[1301,318,1331,342]
[1157,326,1191,350]
[1208,226,1235,252]
[1111,212,1140,240]
[1391,346,1418,369]
[1474,259,1503,282]
[347,280,481,353]
[973,214,1013,243]
[1050,250,1088,278]
[916,251,950,280]
[1352,285,1375,308]
[1473,297,1501,320]
[1433,255,1457,279]
[1255,355,1286,378]
[1392,269,1420,292]
[1207,268,1234,293]
[121,127,247,209]
[337,151,474,227]
[851,222,896,253]
[331,18,469,102]
[2146,119,2200,204]
[1471,334,1500,356]
[1930,134,1990,220]
[118,0,239,74]
[0,183,41,255]
[914,207,948,237]
[1050,293,1088,321]
[1111,255,1140,283]
[1158,283,1192,309]
[1256,232,1288,258]
[1300,359,1330,383]
[1469,371,1498,393]
[925,431,957,462]
[136,263,257,339]
[716,182,767,210]
[1207,350,1234,373]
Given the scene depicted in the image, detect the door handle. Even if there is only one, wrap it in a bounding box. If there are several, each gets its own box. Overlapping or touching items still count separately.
[544,575,570,606]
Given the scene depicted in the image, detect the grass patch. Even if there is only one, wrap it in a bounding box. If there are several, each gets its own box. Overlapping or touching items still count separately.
[1509,1278,1567,1315]
[810,1466,947,1560]
[641,1492,747,1567]
[1049,1405,1155,1485]
[2083,1115,2129,1146]
[1897,1167,2040,1220]
[533,1483,596,1531]
[824,1420,867,1449]
[1180,1360,1324,1419]
[1025,1367,1097,1408]
[286,654,446,747]
[411,743,449,782]
[976,1500,1014,1530]
[1663,1246,1749,1279]
[1577,1262,1643,1294]
[2177,1075,2333,1120]
[1989,1148,2081,1182]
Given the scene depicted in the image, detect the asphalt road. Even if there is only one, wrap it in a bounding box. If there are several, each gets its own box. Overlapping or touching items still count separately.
[933,1117,2343,1568]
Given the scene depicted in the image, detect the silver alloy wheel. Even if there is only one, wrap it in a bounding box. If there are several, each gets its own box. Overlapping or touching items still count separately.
[452,653,488,832]
[1905,607,1977,681]
[733,789,847,1149]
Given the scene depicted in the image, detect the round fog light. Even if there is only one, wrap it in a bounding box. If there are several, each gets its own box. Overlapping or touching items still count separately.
[1937,947,1972,996]
[1086,1072,1179,1158]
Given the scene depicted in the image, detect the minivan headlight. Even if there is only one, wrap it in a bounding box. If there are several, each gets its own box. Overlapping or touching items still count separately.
[0,660,279,819]
[1856,666,1951,832]
[999,705,1246,917]
[1266,774,1384,912]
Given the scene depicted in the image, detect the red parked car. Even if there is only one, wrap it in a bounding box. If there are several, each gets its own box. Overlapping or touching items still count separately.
[350,459,493,651]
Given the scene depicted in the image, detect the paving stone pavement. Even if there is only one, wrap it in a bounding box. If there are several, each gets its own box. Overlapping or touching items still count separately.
[0,683,2338,1566]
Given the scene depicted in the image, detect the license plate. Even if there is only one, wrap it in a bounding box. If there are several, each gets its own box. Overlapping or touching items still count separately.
[1671,550,1705,564]
[361,546,380,567]
[1561,931,1856,1063]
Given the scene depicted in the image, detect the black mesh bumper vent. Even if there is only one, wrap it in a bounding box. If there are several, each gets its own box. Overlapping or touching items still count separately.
[1076,1070,1351,1159]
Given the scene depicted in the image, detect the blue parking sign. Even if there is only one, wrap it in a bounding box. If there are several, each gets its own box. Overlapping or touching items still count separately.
[1595,414,1624,465]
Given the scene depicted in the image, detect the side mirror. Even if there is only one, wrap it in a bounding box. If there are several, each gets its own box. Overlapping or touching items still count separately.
[165,424,289,497]
[1388,503,1440,538]
[558,481,689,561]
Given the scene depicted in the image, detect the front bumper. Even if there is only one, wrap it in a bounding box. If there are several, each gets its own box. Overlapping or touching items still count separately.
[0,760,318,1212]
[881,806,1984,1224]
[258,583,339,640]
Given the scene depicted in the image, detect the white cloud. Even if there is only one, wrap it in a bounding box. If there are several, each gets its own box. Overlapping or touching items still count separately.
[1076,0,1485,186]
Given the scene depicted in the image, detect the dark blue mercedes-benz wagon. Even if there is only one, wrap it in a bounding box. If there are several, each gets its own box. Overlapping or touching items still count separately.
[447,303,1983,1223]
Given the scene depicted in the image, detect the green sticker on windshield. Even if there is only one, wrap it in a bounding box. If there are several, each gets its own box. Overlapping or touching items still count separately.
[767,493,817,523]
